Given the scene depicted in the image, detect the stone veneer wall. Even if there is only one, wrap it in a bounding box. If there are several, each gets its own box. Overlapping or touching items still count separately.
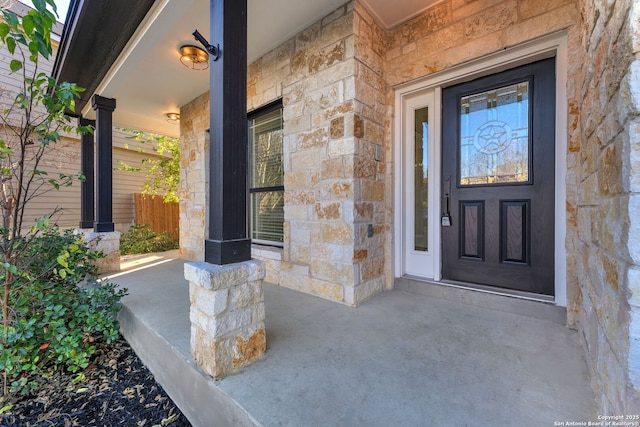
[351,3,390,300]
[247,1,389,305]
[179,92,209,261]
[181,2,389,305]
[572,0,640,412]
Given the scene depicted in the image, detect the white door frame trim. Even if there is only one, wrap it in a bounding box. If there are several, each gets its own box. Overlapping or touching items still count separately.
[393,31,568,306]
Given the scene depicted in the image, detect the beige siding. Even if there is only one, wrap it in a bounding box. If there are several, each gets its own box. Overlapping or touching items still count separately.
[13,134,161,233]
[112,145,150,232]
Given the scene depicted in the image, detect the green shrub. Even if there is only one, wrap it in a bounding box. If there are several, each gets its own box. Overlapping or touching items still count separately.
[0,228,127,395]
[120,224,179,255]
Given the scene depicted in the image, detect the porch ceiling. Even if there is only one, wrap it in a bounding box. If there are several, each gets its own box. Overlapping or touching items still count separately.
[55,0,442,137]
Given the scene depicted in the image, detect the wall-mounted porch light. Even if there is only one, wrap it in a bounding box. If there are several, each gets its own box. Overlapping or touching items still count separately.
[193,30,219,62]
[166,112,180,123]
[179,45,209,70]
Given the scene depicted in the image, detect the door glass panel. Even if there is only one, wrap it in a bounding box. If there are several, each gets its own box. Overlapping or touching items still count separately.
[414,107,428,251]
[459,81,530,185]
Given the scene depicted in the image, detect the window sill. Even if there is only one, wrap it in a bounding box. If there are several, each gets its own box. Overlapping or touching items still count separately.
[251,244,283,261]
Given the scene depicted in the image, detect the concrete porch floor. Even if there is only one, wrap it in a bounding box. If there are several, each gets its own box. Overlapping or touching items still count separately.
[105,251,596,426]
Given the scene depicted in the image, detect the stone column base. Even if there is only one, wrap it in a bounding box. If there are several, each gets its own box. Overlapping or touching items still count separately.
[185,259,266,379]
[77,230,121,274]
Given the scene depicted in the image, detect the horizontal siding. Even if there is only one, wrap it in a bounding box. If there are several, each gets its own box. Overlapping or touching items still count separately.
[0,134,167,233]
[10,137,82,229]
[0,13,57,129]
[112,128,174,158]
[113,147,150,232]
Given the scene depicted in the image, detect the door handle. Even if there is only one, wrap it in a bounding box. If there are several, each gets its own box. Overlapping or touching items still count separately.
[442,175,451,227]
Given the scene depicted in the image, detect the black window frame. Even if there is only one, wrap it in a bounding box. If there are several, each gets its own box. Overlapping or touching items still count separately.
[248,99,284,247]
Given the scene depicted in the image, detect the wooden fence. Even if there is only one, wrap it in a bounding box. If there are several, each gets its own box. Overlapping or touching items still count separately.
[133,193,179,238]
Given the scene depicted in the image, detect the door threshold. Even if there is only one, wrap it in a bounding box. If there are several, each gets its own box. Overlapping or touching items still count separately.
[443,278,554,303]
[396,275,565,324]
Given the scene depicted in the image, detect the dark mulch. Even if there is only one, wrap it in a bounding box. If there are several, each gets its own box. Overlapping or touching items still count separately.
[0,336,192,427]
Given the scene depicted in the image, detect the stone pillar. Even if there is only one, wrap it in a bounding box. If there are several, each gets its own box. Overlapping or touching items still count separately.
[186,260,266,378]
[80,230,121,274]
[78,117,95,229]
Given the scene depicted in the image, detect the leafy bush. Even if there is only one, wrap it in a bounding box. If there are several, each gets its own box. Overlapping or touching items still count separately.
[0,1,121,399]
[120,224,179,255]
[0,228,127,395]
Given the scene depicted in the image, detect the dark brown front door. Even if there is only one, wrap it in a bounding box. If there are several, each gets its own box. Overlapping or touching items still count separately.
[441,58,556,296]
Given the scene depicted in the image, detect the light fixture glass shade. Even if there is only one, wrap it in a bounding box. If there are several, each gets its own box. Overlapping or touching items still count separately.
[180,45,209,70]
[166,112,180,123]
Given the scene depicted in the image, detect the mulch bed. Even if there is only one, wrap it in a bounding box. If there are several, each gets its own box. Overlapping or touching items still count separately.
[0,336,192,427]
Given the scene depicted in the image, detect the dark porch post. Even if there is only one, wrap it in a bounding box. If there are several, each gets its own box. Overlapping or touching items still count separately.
[91,95,116,233]
[204,0,250,265]
[78,117,95,229]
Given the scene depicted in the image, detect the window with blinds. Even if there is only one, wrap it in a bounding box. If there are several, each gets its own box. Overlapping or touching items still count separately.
[249,101,284,245]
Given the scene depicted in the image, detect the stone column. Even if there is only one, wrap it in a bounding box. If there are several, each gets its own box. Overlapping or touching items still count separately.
[82,230,121,274]
[186,0,266,380]
[186,259,266,378]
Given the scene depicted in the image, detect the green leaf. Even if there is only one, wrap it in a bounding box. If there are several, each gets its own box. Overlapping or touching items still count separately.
[22,14,35,35]
[3,263,18,274]
[56,253,69,268]
[6,37,16,54]
[9,59,22,73]
[4,11,19,29]
[34,31,51,58]
[28,40,39,56]
[0,404,14,415]
[48,179,60,190]
[32,0,47,13]
[46,0,58,14]
[0,23,10,40]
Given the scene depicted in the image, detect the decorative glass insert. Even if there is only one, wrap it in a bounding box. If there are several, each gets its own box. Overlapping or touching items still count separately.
[414,107,428,252]
[249,105,284,244]
[459,82,530,185]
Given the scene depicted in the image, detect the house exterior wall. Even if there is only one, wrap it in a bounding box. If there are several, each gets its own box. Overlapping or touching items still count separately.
[572,0,640,412]
[180,1,580,301]
[180,2,388,305]
[179,0,640,411]
[179,92,209,261]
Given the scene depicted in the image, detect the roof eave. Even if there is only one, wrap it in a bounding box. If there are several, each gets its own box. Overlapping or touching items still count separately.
[52,0,157,116]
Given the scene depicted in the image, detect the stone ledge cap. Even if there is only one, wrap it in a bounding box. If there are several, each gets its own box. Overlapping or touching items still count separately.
[80,231,121,242]
[185,259,265,291]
